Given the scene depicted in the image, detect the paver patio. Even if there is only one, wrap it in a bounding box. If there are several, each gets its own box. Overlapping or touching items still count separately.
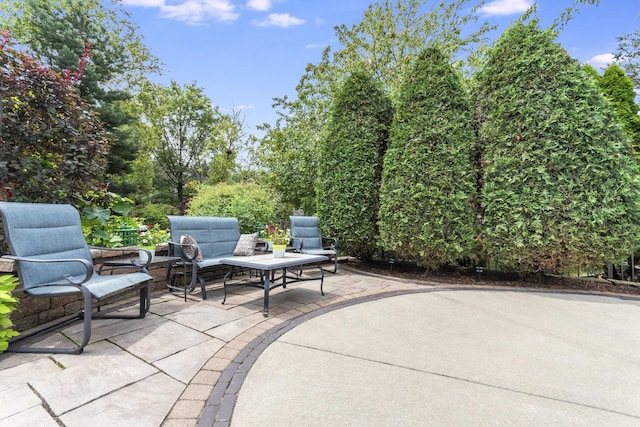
[1,266,639,426]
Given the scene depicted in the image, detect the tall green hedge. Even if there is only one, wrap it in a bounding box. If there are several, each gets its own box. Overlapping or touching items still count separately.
[316,71,393,259]
[378,47,477,268]
[475,21,640,273]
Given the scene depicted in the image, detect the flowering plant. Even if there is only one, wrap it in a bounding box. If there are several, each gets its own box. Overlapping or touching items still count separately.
[262,224,291,245]
[137,224,170,247]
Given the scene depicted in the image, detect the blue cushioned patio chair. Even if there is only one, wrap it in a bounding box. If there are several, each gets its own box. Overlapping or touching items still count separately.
[0,202,153,354]
[167,216,241,299]
[289,216,338,273]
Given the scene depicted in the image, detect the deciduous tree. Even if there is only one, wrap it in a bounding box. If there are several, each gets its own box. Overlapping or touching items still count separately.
[0,0,161,188]
[616,28,640,89]
[0,33,109,203]
[134,81,222,204]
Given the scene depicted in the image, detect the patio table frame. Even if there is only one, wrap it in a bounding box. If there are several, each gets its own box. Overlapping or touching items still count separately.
[219,253,328,315]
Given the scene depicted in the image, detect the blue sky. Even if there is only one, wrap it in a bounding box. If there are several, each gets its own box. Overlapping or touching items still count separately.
[120,0,640,134]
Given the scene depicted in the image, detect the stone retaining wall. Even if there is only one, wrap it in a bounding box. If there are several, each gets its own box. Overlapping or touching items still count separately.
[3,246,178,332]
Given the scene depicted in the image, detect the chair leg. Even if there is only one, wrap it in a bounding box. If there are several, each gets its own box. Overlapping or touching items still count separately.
[139,283,150,316]
[199,275,207,300]
[8,287,93,355]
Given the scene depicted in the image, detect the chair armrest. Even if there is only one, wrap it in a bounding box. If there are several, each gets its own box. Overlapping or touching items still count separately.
[322,237,338,251]
[90,246,137,253]
[167,241,200,262]
[90,246,152,270]
[1,255,94,286]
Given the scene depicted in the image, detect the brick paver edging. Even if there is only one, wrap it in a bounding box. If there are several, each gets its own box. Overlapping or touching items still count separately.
[195,283,640,427]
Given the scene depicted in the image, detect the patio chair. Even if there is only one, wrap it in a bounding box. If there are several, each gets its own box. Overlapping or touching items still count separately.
[0,202,153,354]
[289,215,338,273]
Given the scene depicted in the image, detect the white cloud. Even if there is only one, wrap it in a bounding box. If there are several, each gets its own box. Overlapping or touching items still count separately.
[254,13,305,27]
[123,0,239,25]
[305,43,323,49]
[234,104,255,111]
[480,0,533,16]
[246,0,272,11]
[122,0,164,5]
[588,53,615,68]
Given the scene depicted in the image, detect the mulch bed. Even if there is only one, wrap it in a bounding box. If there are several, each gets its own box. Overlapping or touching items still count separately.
[347,259,640,297]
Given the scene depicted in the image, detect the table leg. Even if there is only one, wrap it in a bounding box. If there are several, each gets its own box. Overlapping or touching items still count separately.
[263,269,270,316]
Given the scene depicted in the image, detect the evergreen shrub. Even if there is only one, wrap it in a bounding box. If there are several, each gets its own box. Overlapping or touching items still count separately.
[475,21,640,273]
[379,47,478,268]
[316,71,393,259]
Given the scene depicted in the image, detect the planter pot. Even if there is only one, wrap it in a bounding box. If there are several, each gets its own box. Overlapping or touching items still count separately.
[272,244,286,258]
[139,247,156,263]
[265,239,273,251]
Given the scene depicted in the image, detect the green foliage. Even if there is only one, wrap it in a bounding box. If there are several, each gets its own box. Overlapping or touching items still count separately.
[187,183,278,234]
[475,20,640,274]
[332,0,493,100]
[132,203,179,230]
[317,70,393,259]
[582,64,601,82]
[0,275,19,352]
[616,28,640,88]
[379,47,478,268]
[260,0,493,217]
[0,0,161,181]
[0,34,109,204]
[207,109,247,185]
[137,224,170,247]
[133,80,223,204]
[594,64,640,161]
[258,103,322,215]
[78,191,137,247]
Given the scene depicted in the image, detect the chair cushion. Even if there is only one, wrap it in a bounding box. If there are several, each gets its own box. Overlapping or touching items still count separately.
[180,234,203,261]
[233,233,258,256]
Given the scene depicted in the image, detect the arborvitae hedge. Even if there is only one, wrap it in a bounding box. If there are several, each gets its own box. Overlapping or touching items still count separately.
[316,71,393,259]
[378,47,477,268]
[475,21,640,273]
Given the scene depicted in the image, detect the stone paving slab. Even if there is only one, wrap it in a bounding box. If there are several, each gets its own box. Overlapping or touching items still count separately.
[164,304,245,332]
[62,312,166,344]
[0,383,41,420]
[110,320,210,363]
[0,404,59,427]
[30,351,158,415]
[0,357,61,389]
[52,340,123,368]
[60,372,184,427]
[155,338,227,384]
[205,313,268,342]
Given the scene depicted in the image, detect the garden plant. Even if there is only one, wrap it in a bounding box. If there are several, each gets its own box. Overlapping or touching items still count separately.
[475,20,640,274]
[317,70,393,260]
[379,47,478,268]
[0,275,19,352]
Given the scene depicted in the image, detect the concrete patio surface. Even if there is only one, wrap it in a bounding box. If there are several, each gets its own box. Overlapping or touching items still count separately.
[1,266,639,426]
